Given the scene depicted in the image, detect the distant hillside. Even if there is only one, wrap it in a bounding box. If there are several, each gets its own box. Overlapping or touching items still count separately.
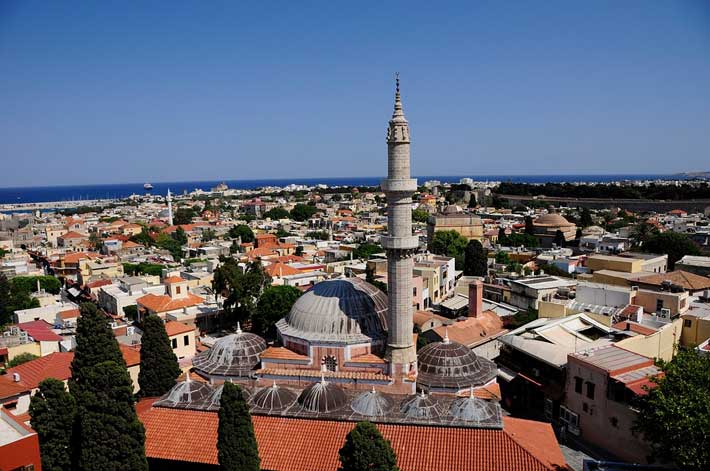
[676,171,710,179]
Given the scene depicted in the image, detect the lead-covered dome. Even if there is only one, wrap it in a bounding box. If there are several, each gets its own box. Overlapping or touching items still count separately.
[251,383,297,413]
[298,378,348,413]
[153,374,213,409]
[400,392,442,420]
[534,213,573,227]
[192,328,267,377]
[417,338,497,390]
[276,278,388,344]
[449,390,496,423]
[351,388,393,417]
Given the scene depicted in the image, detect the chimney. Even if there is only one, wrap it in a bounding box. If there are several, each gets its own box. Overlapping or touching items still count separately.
[12,372,20,383]
[468,280,483,318]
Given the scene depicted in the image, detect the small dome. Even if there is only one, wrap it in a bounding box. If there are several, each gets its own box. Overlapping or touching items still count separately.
[298,378,347,413]
[443,205,462,214]
[154,374,213,409]
[203,382,251,410]
[534,213,573,227]
[251,383,297,412]
[582,225,605,236]
[417,338,497,390]
[400,392,442,420]
[277,278,388,343]
[192,327,267,377]
[449,390,496,423]
[350,388,393,417]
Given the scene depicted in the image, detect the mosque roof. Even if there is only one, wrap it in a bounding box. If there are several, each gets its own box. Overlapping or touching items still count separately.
[533,213,573,227]
[416,337,498,390]
[192,327,267,377]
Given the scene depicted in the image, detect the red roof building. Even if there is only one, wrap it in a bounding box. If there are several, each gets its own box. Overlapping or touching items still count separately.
[0,407,42,471]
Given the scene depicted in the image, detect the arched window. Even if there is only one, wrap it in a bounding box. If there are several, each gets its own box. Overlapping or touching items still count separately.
[322,355,337,372]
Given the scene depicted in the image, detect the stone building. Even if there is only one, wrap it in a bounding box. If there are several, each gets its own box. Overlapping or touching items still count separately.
[532,212,576,247]
[427,206,484,250]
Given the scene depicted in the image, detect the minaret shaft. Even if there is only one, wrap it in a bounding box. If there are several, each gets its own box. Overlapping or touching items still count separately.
[382,76,418,370]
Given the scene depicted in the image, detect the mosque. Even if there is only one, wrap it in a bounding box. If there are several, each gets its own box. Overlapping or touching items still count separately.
[153,77,501,426]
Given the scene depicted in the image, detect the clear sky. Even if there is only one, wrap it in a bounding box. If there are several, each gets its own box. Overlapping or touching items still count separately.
[1,1,709,187]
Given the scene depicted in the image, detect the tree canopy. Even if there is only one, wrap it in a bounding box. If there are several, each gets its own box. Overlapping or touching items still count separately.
[138,315,181,397]
[463,240,487,277]
[430,230,468,269]
[253,285,302,338]
[633,349,710,470]
[290,203,318,222]
[173,207,196,225]
[263,207,291,220]
[338,421,399,471]
[228,224,255,243]
[411,208,429,223]
[579,207,593,227]
[352,242,382,261]
[643,232,700,269]
[213,258,271,325]
[29,378,76,471]
[218,382,260,471]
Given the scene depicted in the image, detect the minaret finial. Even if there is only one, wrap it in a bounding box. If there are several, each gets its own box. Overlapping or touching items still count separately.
[393,72,403,115]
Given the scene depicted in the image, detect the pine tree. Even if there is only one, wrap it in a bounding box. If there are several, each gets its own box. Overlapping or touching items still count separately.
[75,361,148,471]
[29,378,76,471]
[524,216,535,235]
[339,421,399,471]
[138,315,182,396]
[218,382,260,471]
[463,240,488,277]
[580,207,593,228]
[70,303,125,395]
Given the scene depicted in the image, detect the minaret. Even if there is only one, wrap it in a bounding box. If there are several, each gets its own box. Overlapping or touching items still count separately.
[167,189,174,226]
[382,74,418,373]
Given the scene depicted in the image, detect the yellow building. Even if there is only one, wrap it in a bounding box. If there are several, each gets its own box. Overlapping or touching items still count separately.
[426,208,483,249]
[587,255,642,273]
[681,305,710,347]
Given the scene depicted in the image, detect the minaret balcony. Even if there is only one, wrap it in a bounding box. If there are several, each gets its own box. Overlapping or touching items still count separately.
[380,178,417,193]
[380,235,420,251]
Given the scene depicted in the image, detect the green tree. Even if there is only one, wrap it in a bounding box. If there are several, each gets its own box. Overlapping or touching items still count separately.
[497,227,508,245]
[75,361,148,471]
[89,232,103,251]
[173,226,188,245]
[290,203,318,222]
[352,242,382,260]
[305,230,330,240]
[218,382,260,471]
[29,378,76,471]
[138,315,181,397]
[6,352,39,368]
[0,272,12,325]
[411,208,429,223]
[553,229,565,247]
[524,216,535,235]
[229,240,240,254]
[339,421,399,471]
[253,285,302,338]
[130,228,154,247]
[579,207,593,227]
[213,258,271,324]
[155,233,183,261]
[506,232,540,248]
[228,224,255,243]
[633,349,710,470]
[173,207,195,225]
[630,221,659,246]
[463,240,487,277]
[430,230,468,269]
[494,251,510,265]
[11,275,62,295]
[263,207,290,220]
[643,232,700,270]
[201,228,217,242]
[1,273,41,325]
[70,303,125,395]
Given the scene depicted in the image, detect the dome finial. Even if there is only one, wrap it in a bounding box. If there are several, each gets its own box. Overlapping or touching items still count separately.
[236,322,242,334]
[272,380,278,389]
[469,385,475,399]
[320,373,327,385]
[443,327,450,344]
[185,371,191,383]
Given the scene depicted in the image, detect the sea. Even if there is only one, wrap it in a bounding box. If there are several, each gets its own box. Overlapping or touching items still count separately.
[0,174,686,206]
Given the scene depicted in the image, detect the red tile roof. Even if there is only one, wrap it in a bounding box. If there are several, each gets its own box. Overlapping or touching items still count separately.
[60,231,86,240]
[17,320,63,342]
[264,262,301,277]
[5,352,74,390]
[137,293,204,313]
[137,402,567,470]
[259,347,311,362]
[163,276,185,284]
[0,375,30,399]
[164,321,195,337]
[119,344,141,367]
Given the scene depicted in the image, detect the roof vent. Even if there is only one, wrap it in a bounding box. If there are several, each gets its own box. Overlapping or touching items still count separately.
[12,372,20,382]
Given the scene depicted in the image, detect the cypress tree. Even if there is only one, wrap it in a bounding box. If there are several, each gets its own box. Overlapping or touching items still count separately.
[29,378,76,471]
[218,382,260,471]
[70,303,124,395]
[524,216,535,235]
[138,314,181,396]
[463,240,488,277]
[553,229,565,247]
[497,227,507,245]
[75,361,148,471]
[339,421,399,471]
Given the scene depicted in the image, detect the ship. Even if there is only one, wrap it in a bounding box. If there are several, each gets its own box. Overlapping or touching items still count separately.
[143,182,154,190]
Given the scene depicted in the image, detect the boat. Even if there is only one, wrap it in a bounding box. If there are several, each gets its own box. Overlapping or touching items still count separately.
[144,183,153,190]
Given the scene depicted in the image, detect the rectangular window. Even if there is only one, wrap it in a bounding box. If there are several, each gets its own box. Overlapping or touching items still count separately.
[176,286,181,295]
[586,382,595,400]
[684,319,692,328]
[413,287,417,296]
[171,338,177,349]
[183,335,189,346]
[656,299,664,311]
[574,376,583,394]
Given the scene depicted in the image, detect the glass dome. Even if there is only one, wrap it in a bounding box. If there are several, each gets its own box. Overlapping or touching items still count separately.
[192,326,267,377]
[298,377,348,413]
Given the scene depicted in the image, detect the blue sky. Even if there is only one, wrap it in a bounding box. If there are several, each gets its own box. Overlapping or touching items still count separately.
[1,1,709,186]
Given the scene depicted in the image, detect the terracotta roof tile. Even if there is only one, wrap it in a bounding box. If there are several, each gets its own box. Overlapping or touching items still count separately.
[137,293,204,313]
[259,347,310,362]
[163,276,185,284]
[120,344,141,367]
[346,353,386,364]
[164,321,194,337]
[137,402,567,470]
[257,368,391,382]
[5,352,73,390]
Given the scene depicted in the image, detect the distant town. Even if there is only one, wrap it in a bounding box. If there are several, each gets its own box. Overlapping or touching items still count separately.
[2,87,709,471]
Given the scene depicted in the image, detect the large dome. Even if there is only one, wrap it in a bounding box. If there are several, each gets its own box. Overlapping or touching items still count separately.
[192,328,267,377]
[534,213,573,227]
[276,278,388,344]
[417,338,497,390]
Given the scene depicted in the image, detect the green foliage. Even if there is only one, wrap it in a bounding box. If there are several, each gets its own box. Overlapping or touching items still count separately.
[29,378,76,471]
[290,203,318,222]
[497,181,710,200]
[497,227,508,245]
[643,232,700,269]
[352,242,382,260]
[506,232,540,248]
[229,241,240,254]
[553,229,565,247]
[253,285,302,338]
[306,230,330,240]
[238,214,256,223]
[213,258,271,325]
[122,262,164,277]
[365,265,388,294]
[630,221,659,246]
[494,251,510,265]
[12,275,62,295]
[138,315,181,397]
[411,208,429,223]
[201,228,217,242]
[75,361,148,471]
[263,207,290,220]
[524,216,534,235]
[173,227,188,245]
[430,230,468,269]
[338,421,399,471]
[228,224,255,243]
[218,383,260,471]
[580,207,594,227]
[70,303,125,395]
[155,232,183,261]
[0,273,41,325]
[508,308,538,328]
[7,352,39,368]
[173,207,196,225]
[633,349,710,470]
[130,228,154,247]
[0,247,7,257]
[463,240,488,276]
[123,305,138,321]
[89,232,103,251]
